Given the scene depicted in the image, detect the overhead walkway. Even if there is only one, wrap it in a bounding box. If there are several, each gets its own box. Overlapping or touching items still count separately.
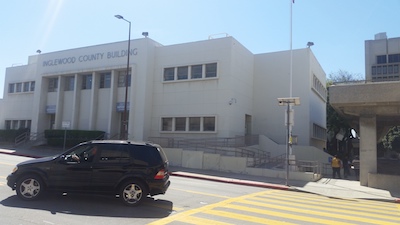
[329,80,400,193]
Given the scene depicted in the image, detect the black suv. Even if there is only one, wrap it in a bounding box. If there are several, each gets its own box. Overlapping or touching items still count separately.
[7,140,170,206]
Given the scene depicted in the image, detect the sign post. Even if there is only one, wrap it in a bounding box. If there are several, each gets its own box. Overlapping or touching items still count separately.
[62,121,71,151]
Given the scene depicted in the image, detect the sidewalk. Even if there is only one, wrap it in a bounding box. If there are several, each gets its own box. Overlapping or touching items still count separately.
[1,145,399,203]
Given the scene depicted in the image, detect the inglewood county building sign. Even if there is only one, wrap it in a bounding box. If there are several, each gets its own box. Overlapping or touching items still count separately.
[42,48,138,67]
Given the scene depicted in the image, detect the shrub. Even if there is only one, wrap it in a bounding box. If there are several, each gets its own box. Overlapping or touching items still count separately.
[45,130,105,147]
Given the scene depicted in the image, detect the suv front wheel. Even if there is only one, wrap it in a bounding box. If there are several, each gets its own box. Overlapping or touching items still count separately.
[119,180,147,206]
[16,174,44,201]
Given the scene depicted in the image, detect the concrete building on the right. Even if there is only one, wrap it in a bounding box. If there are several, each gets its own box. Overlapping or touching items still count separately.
[329,33,400,193]
[365,32,400,82]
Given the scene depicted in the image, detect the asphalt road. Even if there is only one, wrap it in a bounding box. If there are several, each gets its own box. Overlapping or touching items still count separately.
[1,154,400,225]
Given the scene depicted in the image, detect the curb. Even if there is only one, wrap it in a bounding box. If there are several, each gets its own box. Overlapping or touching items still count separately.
[0,151,41,159]
[170,171,293,191]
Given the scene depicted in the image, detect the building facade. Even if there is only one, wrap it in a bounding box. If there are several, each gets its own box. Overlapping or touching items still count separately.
[0,36,327,149]
[365,32,400,82]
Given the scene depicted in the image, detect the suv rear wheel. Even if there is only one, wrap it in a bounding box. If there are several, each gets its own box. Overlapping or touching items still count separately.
[120,180,147,206]
[16,174,44,201]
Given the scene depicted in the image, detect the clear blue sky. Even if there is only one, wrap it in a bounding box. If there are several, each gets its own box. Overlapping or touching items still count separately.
[1,0,399,98]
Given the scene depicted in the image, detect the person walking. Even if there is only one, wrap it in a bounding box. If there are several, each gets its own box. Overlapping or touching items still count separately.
[331,155,342,179]
[342,155,350,178]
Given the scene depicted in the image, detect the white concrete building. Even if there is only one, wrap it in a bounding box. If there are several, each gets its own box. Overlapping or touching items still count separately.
[0,36,326,149]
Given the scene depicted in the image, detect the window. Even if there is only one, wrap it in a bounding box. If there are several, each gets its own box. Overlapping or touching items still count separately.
[191,65,202,79]
[177,66,188,80]
[20,120,26,128]
[205,63,217,78]
[394,65,399,74]
[163,68,175,81]
[175,117,186,131]
[48,78,58,92]
[65,76,75,91]
[163,62,217,82]
[203,117,215,131]
[98,144,130,163]
[377,55,386,64]
[372,66,377,75]
[16,83,22,92]
[162,118,173,131]
[313,124,327,140]
[100,72,111,88]
[5,120,11,130]
[388,65,393,74]
[8,83,15,93]
[377,66,382,74]
[82,74,92,90]
[131,146,162,167]
[161,116,216,132]
[383,65,387,74]
[12,120,18,129]
[30,81,35,92]
[23,82,30,92]
[389,54,400,63]
[118,71,131,87]
[189,117,201,131]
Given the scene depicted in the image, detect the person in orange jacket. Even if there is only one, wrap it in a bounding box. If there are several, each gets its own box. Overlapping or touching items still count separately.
[331,155,342,179]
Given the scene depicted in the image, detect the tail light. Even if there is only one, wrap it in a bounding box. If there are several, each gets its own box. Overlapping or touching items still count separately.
[154,169,167,180]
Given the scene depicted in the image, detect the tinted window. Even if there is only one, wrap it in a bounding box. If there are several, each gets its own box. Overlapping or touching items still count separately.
[130,146,162,167]
[98,144,130,163]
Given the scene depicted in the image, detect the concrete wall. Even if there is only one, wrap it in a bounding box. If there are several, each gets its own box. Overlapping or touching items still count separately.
[163,147,321,182]
[253,48,326,148]
[368,173,400,194]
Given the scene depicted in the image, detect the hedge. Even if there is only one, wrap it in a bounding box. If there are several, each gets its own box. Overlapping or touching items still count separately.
[0,128,30,142]
[45,129,106,147]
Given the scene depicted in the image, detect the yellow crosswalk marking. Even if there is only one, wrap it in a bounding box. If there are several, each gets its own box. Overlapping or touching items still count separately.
[149,189,400,225]
[250,196,400,221]
[221,203,356,225]
[239,199,400,225]
[264,191,400,213]
[147,190,276,225]
[204,209,298,225]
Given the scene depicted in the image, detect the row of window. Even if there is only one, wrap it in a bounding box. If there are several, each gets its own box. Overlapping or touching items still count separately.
[8,81,35,93]
[161,116,216,132]
[5,120,32,130]
[163,63,217,81]
[48,71,131,92]
[312,75,327,100]
[377,54,400,64]
[371,64,399,76]
[312,123,326,141]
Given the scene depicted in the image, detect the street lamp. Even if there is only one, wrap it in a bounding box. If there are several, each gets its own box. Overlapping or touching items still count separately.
[277,97,300,186]
[115,14,131,140]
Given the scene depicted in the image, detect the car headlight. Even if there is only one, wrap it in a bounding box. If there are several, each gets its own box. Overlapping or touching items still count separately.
[12,166,18,173]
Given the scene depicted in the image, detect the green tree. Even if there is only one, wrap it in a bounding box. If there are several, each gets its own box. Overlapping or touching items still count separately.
[326,70,362,155]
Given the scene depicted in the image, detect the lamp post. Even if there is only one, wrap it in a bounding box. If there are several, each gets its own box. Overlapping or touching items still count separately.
[278,97,300,186]
[115,14,131,140]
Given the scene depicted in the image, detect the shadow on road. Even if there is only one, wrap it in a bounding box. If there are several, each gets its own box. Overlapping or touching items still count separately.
[1,193,174,218]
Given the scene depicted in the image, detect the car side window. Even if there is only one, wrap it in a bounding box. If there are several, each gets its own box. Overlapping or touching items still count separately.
[97,144,130,163]
[65,144,96,163]
[131,146,162,167]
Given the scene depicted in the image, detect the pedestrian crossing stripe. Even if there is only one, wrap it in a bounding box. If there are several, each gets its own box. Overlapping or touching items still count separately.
[254,196,400,217]
[239,199,400,225]
[266,192,400,214]
[148,189,400,225]
[217,204,352,225]
[147,190,277,225]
